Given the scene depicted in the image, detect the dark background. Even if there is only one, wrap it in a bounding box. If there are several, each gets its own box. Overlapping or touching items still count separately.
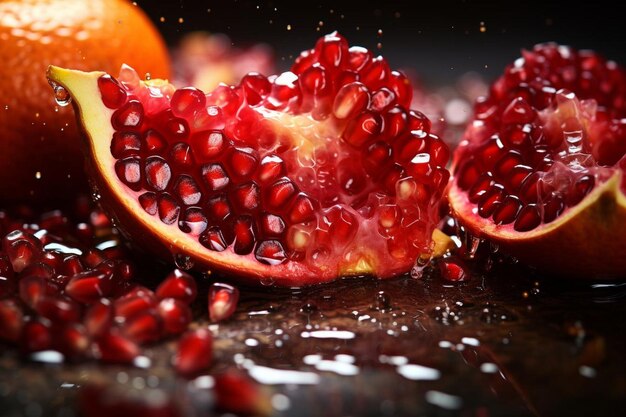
[137,0,626,85]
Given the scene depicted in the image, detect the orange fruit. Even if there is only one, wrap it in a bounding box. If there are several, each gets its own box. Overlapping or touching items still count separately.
[0,0,170,204]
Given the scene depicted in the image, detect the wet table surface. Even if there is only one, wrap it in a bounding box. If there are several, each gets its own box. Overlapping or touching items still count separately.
[1,251,625,417]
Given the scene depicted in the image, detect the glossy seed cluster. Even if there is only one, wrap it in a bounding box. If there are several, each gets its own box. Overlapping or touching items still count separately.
[455,43,626,231]
[0,203,215,367]
[102,32,450,272]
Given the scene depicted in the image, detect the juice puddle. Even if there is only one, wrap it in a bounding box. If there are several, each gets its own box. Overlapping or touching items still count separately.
[1,258,625,416]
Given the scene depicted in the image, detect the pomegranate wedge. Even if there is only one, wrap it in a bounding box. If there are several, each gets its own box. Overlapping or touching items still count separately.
[47,33,450,286]
[449,43,626,279]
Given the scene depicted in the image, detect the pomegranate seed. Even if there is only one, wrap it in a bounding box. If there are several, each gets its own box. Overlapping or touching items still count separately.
[342,111,381,147]
[232,216,256,254]
[143,129,167,153]
[145,156,172,191]
[439,258,469,282]
[115,157,142,191]
[214,371,267,415]
[288,193,316,223]
[114,294,156,322]
[208,283,239,322]
[84,298,113,337]
[139,192,158,215]
[201,163,230,191]
[229,147,259,179]
[55,324,90,360]
[83,248,107,268]
[258,155,286,184]
[94,331,139,364]
[266,178,297,209]
[122,311,162,344]
[493,195,523,225]
[112,99,143,130]
[200,227,228,252]
[65,270,113,304]
[111,131,141,158]
[333,82,370,119]
[191,131,225,161]
[35,295,81,323]
[174,175,202,205]
[514,204,542,232]
[255,240,287,265]
[157,298,192,336]
[241,73,271,105]
[20,318,52,353]
[19,275,49,309]
[157,193,180,225]
[2,230,42,273]
[174,328,213,376]
[231,182,260,212]
[260,213,286,236]
[170,142,195,167]
[98,74,127,109]
[155,269,197,304]
[171,87,206,118]
[0,299,23,343]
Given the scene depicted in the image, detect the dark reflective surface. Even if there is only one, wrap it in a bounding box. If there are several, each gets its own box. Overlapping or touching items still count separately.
[2,254,625,416]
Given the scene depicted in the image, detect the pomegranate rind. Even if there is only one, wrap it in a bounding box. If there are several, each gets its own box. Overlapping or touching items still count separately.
[47,65,445,285]
[449,171,626,279]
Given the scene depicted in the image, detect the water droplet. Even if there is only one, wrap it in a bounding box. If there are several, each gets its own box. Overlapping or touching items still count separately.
[374,291,391,310]
[53,85,71,106]
[260,276,275,286]
[300,303,317,314]
[174,253,194,270]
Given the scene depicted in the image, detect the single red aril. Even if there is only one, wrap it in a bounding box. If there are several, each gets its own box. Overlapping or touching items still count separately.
[157,298,192,336]
[155,269,197,304]
[55,324,90,360]
[65,269,113,304]
[121,311,163,344]
[113,294,156,322]
[35,295,82,323]
[19,275,50,309]
[173,328,213,376]
[439,257,469,282]
[2,230,43,273]
[94,331,139,364]
[213,371,270,415]
[20,318,53,353]
[0,299,23,343]
[84,298,113,337]
[449,43,626,279]
[47,32,451,285]
[208,282,239,322]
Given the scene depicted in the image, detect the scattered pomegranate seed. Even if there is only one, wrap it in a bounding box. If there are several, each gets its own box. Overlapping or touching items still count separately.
[158,298,193,336]
[214,371,269,415]
[94,331,139,364]
[208,283,240,322]
[439,257,469,282]
[0,299,23,343]
[155,269,197,304]
[174,328,213,376]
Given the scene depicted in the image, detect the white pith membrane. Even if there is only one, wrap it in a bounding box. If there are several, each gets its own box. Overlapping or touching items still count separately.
[47,65,450,284]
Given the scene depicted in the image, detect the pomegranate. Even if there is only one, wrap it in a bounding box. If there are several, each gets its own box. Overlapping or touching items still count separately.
[449,43,626,279]
[46,32,451,286]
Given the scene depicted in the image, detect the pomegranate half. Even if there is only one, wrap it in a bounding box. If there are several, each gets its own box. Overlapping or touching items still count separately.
[449,43,626,279]
[47,33,451,286]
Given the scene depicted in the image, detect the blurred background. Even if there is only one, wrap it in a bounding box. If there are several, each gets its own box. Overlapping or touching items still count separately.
[140,0,626,85]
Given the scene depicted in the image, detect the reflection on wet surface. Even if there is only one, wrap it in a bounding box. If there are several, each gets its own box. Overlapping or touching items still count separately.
[1,257,626,416]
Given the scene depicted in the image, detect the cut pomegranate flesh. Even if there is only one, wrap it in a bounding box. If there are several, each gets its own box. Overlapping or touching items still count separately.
[453,43,626,231]
[49,32,450,284]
